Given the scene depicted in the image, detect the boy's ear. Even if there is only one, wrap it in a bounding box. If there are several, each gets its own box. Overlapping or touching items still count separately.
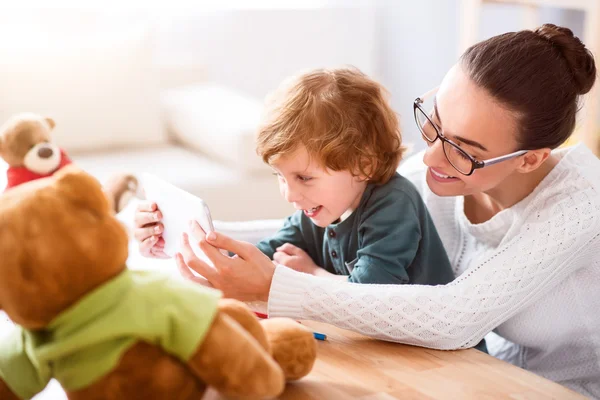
[45,117,55,130]
[0,136,3,156]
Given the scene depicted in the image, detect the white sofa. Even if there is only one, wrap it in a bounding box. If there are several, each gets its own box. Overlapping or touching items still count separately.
[0,27,293,222]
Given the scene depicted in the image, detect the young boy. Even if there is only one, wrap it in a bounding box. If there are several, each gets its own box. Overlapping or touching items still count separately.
[135,67,454,286]
[249,67,453,284]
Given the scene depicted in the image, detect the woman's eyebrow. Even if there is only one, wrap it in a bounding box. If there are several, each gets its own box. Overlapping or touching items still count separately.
[433,97,489,152]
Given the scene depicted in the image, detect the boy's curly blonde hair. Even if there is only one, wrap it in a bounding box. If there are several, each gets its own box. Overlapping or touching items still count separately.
[256,67,405,185]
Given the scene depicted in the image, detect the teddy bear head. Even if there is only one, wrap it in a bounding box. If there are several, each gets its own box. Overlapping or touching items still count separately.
[0,167,129,329]
[0,112,62,174]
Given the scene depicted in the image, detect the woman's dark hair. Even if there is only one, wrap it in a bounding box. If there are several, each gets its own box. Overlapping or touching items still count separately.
[461,23,597,150]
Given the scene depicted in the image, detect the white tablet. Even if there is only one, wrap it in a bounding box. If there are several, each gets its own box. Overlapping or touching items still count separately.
[141,173,214,258]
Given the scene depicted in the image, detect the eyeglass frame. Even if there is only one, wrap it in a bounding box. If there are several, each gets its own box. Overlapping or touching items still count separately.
[413,88,528,176]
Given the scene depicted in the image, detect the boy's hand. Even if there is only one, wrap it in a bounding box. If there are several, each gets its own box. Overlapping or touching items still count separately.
[133,201,169,259]
[273,243,319,275]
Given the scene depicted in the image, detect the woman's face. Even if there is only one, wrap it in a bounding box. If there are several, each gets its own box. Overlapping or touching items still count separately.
[422,64,525,197]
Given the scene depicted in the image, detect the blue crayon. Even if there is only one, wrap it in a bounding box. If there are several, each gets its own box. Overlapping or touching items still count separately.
[313,332,327,341]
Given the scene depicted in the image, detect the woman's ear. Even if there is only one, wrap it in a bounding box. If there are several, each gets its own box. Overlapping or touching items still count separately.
[516,148,552,173]
[45,117,55,130]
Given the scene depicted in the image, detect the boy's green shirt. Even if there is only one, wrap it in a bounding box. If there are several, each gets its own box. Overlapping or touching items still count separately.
[0,269,221,399]
[257,173,454,285]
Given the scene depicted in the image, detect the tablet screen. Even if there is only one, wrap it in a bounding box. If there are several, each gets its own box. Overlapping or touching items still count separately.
[141,173,214,258]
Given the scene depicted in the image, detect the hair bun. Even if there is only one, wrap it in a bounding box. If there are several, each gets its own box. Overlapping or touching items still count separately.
[535,23,597,94]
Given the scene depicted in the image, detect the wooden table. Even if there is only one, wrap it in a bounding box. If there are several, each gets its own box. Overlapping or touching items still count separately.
[206,320,584,400]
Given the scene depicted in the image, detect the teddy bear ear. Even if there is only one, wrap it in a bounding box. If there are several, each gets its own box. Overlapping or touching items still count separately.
[53,166,110,217]
[45,117,55,130]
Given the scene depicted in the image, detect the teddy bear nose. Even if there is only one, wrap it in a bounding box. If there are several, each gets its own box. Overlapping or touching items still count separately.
[38,147,54,159]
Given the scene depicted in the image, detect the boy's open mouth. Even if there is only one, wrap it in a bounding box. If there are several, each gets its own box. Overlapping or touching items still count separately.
[304,206,322,217]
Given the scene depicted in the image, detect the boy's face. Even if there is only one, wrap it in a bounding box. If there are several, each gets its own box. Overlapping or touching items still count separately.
[271,146,368,227]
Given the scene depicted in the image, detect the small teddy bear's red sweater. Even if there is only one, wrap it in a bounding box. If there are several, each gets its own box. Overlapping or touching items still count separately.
[4,149,72,192]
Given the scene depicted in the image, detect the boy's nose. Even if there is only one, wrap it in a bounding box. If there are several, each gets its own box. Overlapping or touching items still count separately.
[283,184,303,203]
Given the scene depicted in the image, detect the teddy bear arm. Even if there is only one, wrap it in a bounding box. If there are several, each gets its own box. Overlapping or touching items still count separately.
[216,299,270,352]
[187,311,285,398]
[102,174,138,214]
[260,318,318,381]
[0,378,20,400]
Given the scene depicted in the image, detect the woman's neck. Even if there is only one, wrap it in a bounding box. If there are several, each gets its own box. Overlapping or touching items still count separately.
[464,156,559,224]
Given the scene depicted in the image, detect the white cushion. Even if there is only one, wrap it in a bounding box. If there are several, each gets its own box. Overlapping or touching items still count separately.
[162,84,267,172]
[0,25,165,152]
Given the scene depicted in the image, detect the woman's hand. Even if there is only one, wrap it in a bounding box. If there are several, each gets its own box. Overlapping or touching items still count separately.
[175,221,276,302]
[273,243,319,275]
[133,201,169,259]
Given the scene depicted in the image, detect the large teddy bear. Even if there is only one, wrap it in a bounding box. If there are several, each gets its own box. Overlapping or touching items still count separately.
[0,167,317,399]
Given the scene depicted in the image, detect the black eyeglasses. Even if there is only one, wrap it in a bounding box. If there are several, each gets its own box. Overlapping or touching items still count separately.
[413,88,528,176]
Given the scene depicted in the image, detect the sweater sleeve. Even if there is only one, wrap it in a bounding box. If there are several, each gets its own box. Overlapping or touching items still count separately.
[268,184,600,349]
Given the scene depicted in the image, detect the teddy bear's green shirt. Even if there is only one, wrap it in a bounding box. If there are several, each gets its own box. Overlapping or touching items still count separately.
[0,269,221,399]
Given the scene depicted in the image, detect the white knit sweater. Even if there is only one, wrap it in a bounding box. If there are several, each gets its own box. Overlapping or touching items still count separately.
[263,144,600,397]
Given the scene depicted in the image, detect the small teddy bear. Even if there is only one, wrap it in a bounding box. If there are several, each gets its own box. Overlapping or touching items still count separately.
[0,113,137,213]
[0,113,71,191]
[0,167,317,400]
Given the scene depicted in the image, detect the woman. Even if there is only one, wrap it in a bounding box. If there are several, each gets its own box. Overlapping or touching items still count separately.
[135,24,600,396]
